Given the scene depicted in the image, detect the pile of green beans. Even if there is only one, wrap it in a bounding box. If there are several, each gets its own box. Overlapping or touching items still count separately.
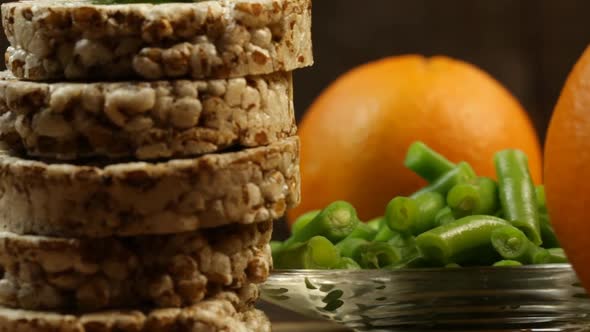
[273,142,565,270]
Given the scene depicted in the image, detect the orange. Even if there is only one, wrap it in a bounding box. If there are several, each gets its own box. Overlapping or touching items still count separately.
[545,46,590,292]
[290,55,542,224]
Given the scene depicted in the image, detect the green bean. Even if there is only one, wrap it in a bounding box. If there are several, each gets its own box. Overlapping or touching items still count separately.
[289,201,359,244]
[493,260,523,267]
[411,162,476,199]
[434,207,456,226]
[387,231,416,248]
[416,215,510,265]
[447,183,480,218]
[367,217,385,231]
[291,210,320,235]
[373,224,398,242]
[404,142,455,182]
[545,248,568,263]
[495,150,542,245]
[536,185,547,214]
[346,222,378,241]
[335,257,362,270]
[530,247,551,265]
[490,225,555,265]
[387,232,418,259]
[385,196,418,233]
[335,237,369,261]
[446,177,498,218]
[275,236,341,269]
[385,193,444,235]
[413,192,446,234]
[490,226,531,262]
[360,242,402,269]
[539,214,561,248]
[473,177,499,215]
[530,247,567,264]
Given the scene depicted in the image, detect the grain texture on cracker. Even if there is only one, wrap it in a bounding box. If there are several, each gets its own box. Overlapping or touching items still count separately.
[0,221,271,310]
[2,0,313,81]
[0,71,295,160]
[0,296,271,332]
[0,137,300,237]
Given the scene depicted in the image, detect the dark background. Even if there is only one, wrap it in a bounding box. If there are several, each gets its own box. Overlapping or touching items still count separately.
[1,0,588,139]
[289,0,589,142]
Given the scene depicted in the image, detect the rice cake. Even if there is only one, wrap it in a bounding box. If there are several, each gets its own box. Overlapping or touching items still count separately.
[0,71,295,160]
[2,0,313,81]
[0,137,300,237]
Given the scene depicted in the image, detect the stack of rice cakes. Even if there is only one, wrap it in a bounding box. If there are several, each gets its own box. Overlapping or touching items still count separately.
[0,0,312,330]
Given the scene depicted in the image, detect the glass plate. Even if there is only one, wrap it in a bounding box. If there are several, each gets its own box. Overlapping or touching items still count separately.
[261,264,590,331]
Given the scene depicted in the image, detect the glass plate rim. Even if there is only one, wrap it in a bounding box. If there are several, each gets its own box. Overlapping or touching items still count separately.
[271,263,574,276]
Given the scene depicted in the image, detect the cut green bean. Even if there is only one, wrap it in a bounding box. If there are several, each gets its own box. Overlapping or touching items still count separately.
[411,162,476,199]
[346,222,378,241]
[493,260,523,267]
[530,247,551,265]
[386,193,444,235]
[336,257,362,270]
[473,177,499,215]
[446,177,498,218]
[495,150,542,245]
[387,232,418,259]
[291,210,320,235]
[491,226,531,262]
[387,232,416,248]
[490,225,552,265]
[545,248,568,263]
[367,217,385,231]
[488,215,556,264]
[289,201,360,244]
[434,207,456,227]
[416,215,510,265]
[447,183,480,218]
[360,242,402,269]
[373,224,398,242]
[530,247,568,264]
[404,142,456,183]
[273,143,556,270]
[385,197,418,233]
[413,192,446,234]
[275,236,341,269]
[336,237,369,261]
